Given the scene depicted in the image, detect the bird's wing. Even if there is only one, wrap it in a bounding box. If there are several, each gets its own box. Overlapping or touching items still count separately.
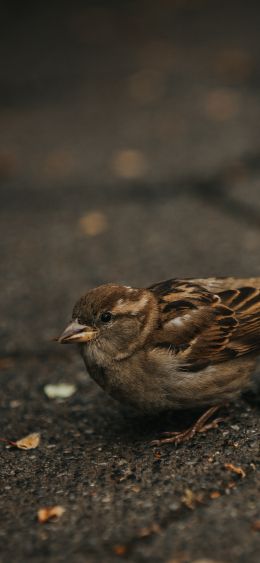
[149,278,260,371]
[188,277,260,292]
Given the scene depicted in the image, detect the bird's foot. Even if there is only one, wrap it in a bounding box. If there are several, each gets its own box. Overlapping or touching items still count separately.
[150,405,226,446]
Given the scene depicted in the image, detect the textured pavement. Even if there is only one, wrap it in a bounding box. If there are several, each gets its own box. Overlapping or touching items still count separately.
[0,2,260,562]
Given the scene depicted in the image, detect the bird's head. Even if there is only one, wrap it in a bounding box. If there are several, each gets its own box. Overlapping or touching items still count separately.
[58,284,158,359]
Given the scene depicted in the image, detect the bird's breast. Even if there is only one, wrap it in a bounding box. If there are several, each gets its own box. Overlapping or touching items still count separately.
[80,344,177,411]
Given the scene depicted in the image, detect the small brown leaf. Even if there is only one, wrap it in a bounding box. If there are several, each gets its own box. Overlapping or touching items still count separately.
[210,491,221,499]
[15,433,41,450]
[112,545,127,556]
[10,400,22,409]
[132,485,141,493]
[79,211,107,236]
[252,520,260,532]
[0,433,41,450]
[227,481,236,489]
[181,488,204,510]
[111,149,147,179]
[37,506,65,523]
[224,463,246,478]
[137,522,161,537]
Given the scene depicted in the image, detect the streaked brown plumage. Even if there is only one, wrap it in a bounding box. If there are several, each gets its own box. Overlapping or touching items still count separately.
[58,277,260,444]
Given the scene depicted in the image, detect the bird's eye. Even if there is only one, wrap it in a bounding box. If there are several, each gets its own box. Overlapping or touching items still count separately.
[100,312,112,323]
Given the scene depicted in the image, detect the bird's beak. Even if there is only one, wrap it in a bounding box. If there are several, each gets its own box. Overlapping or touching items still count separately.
[57,320,97,344]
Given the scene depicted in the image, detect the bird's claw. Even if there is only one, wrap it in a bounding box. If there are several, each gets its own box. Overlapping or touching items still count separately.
[150,408,227,446]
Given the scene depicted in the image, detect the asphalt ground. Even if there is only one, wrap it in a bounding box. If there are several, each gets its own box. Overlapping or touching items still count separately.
[0,2,260,562]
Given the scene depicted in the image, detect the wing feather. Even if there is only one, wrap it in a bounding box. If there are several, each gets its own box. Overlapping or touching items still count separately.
[149,278,260,371]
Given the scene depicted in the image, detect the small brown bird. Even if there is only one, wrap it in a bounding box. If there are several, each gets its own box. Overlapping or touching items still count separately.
[58,277,260,444]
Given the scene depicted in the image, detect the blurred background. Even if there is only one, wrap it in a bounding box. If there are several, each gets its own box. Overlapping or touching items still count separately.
[1,0,260,354]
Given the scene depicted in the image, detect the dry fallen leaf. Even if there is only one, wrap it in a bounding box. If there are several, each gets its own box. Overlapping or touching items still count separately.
[112,545,127,556]
[15,432,41,450]
[252,520,260,532]
[181,488,204,510]
[227,481,236,489]
[210,491,221,499]
[10,400,22,409]
[44,383,76,399]
[132,485,141,493]
[137,522,161,537]
[111,149,147,179]
[224,463,246,478]
[79,211,107,236]
[37,505,65,523]
[0,433,40,450]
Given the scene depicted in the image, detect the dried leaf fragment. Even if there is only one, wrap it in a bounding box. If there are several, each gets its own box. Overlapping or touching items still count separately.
[210,491,221,499]
[44,383,76,399]
[132,485,141,493]
[181,488,204,510]
[15,432,41,450]
[37,505,65,523]
[224,463,246,478]
[10,400,22,408]
[112,544,127,556]
[0,433,40,450]
[79,211,107,236]
[137,522,161,537]
[112,149,147,179]
[227,481,236,489]
[252,520,260,532]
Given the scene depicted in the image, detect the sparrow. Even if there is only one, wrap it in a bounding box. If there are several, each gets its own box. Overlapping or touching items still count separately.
[58,277,260,444]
